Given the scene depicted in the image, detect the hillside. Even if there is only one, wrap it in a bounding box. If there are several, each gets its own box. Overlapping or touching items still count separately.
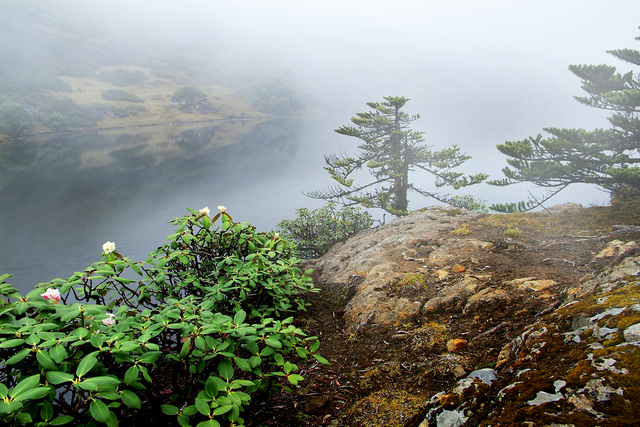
[245,201,640,426]
[47,65,269,130]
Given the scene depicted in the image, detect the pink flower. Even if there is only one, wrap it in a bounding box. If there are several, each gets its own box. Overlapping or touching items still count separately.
[41,288,61,304]
[102,313,116,326]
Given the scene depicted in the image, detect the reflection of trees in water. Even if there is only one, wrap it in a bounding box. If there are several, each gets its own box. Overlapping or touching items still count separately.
[163,118,304,185]
[0,139,38,172]
[109,144,154,170]
[174,126,217,151]
[0,119,306,209]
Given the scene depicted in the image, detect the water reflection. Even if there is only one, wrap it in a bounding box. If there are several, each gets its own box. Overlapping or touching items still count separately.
[0,118,308,293]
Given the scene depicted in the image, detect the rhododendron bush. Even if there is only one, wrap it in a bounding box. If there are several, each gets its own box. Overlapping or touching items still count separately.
[0,208,325,426]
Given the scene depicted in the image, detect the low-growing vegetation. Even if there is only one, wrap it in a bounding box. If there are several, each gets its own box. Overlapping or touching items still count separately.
[0,207,326,426]
[277,203,374,259]
[101,90,144,103]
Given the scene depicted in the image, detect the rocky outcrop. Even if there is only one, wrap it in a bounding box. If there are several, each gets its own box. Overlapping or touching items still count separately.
[420,253,640,426]
[306,206,486,332]
[298,202,640,426]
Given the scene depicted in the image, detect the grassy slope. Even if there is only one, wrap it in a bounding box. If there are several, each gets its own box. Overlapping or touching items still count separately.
[48,65,268,130]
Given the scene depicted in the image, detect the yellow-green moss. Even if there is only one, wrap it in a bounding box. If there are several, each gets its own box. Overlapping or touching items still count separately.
[348,390,428,427]
[450,224,472,236]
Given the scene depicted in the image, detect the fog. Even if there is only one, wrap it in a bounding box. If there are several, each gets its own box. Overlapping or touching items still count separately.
[73,0,640,206]
[4,0,640,209]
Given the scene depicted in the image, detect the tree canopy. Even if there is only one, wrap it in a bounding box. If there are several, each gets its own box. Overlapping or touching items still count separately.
[0,102,35,137]
[490,30,640,212]
[305,96,486,215]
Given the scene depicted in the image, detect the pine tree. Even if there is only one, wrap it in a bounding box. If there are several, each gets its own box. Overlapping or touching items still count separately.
[305,96,487,215]
[490,30,640,212]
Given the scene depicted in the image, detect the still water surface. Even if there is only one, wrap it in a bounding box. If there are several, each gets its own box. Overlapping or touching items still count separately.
[0,117,337,293]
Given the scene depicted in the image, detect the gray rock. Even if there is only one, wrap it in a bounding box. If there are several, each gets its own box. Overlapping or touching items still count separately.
[436,409,467,427]
[467,368,498,385]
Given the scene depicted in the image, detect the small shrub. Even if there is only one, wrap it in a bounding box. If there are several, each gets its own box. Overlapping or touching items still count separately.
[171,87,207,103]
[504,226,523,237]
[113,107,129,118]
[0,207,326,426]
[277,203,374,259]
[101,89,144,103]
[445,194,488,212]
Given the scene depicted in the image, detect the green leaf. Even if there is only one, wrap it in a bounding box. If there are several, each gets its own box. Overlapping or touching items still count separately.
[139,351,162,364]
[182,405,198,416]
[79,376,120,391]
[46,371,74,385]
[124,366,139,385]
[314,354,330,365]
[0,338,25,348]
[194,397,211,416]
[0,383,7,398]
[60,307,82,322]
[90,334,105,349]
[10,374,41,398]
[161,404,179,415]
[265,338,282,349]
[15,412,32,424]
[40,399,53,421]
[218,359,234,381]
[107,411,118,427]
[98,391,121,400]
[6,347,30,365]
[233,310,246,325]
[197,419,221,427]
[212,405,233,416]
[0,400,23,414]
[76,352,98,377]
[234,357,252,372]
[295,347,309,359]
[37,349,58,370]
[120,390,141,409]
[204,376,219,399]
[288,374,304,386]
[49,344,67,364]
[49,415,75,425]
[139,365,152,383]
[12,387,49,401]
[90,399,111,423]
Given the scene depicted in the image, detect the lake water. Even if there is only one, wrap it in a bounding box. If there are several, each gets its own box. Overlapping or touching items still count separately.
[0,115,608,294]
[0,117,343,293]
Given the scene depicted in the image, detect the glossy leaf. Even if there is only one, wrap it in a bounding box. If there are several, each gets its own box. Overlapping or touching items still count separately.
[46,371,74,385]
[120,390,141,409]
[90,399,111,423]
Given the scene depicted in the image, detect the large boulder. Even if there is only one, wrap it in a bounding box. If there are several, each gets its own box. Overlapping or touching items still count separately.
[306,206,485,331]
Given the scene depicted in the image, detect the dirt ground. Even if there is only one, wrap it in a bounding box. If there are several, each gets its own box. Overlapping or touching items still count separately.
[244,202,640,427]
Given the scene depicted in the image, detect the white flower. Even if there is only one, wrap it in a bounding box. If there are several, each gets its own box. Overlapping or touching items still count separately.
[103,241,116,254]
[41,288,61,304]
[199,206,211,216]
[274,232,280,239]
[218,205,226,213]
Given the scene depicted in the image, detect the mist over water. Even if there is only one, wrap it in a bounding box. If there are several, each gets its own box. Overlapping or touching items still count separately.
[2,0,640,291]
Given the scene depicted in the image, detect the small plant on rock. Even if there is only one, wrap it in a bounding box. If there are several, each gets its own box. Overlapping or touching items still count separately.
[277,203,373,259]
